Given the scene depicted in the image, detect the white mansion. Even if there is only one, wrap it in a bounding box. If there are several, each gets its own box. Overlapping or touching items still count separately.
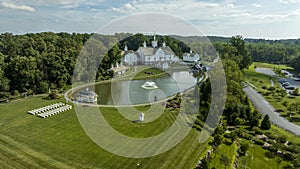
[122,35,179,69]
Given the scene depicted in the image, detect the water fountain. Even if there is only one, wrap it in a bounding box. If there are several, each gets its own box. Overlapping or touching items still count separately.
[141,81,158,89]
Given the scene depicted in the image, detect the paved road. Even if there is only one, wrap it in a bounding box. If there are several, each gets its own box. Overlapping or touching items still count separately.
[243,86,300,136]
[255,67,300,89]
[255,68,277,77]
[280,78,300,89]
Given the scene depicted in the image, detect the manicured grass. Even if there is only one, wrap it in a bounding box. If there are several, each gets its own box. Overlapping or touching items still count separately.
[270,125,300,144]
[209,143,237,169]
[133,67,166,80]
[238,140,291,169]
[0,96,206,169]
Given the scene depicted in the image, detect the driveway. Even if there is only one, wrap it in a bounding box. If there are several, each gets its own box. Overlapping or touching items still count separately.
[243,85,300,136]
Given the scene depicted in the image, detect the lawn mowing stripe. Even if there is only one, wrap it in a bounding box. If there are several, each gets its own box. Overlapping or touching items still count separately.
[0,139,47,169]
[0,134,74,169]
[0,150,40,169]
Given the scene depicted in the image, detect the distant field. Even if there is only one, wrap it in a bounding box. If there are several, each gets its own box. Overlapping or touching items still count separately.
[0,96,206,169]
[252,62,294,70]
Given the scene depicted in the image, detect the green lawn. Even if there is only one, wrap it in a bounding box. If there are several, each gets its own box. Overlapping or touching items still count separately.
[0,96,206,169]
[132,67,167,80]
[238,141,291,169]
[209,143,237,169]
[270,125,300,144]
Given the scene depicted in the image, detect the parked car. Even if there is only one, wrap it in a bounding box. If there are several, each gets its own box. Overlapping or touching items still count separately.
[282,82,290,87]
[279,78,288,84]
[285,86,295,90]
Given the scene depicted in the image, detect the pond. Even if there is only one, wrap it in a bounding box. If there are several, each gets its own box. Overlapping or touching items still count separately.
[73,71,197,106]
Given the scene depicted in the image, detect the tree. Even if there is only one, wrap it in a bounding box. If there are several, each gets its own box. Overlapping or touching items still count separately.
[239,142,250,155]
[220,154,230,169]
[230,35,252,69]
[249,110,260,129]
[0,52,9,93]
[260,114,271,130]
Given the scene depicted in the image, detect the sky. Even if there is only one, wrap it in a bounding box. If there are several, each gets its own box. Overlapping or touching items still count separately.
[1,0,300,39]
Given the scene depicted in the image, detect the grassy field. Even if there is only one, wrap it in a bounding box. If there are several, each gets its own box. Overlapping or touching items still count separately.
[132,67,167,80]
[238,140,291,169]
[209,143,237,169]
[270,125,300,144]
[253,62,294,70]
[0,96,206,169]
[244,62,300,125]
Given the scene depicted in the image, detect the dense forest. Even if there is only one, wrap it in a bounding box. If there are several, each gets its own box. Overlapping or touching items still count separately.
[0,32,300,99]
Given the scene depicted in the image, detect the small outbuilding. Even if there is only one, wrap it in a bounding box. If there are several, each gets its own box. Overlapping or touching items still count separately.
[110,62,129,75]
[77,88,98,103]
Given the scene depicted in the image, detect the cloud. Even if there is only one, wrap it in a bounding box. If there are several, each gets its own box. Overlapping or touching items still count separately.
[1,2,35,12]
[31,0,106,9]
[279,0,300,4]
[255,9,300,19]
[124,3,136,10]
[251,3,262,8]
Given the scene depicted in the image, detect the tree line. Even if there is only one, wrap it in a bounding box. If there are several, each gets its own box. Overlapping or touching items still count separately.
[0,32,191,99]
[1,32,299,99]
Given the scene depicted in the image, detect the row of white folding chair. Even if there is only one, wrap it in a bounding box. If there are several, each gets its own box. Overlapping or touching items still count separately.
[28,102,65,115]
[38,105,72,118]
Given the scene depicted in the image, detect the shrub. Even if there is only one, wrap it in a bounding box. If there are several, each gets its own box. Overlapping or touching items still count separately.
[265,133,277,140]
[13,90,20,96]
[27,89,33,95]
[265,151,275,158]
[253,127,264,134]
[239,142,250,155]
[267,146,277,152]
[283,164,294,169]
[253,138,264,145]
[286,145,300,154]
[47,92,60,100]
[224,132,231,138]
[277,136,287,143]
[242,133,253,140]
[282,101,288,107]
[268,86,276,91]
[283,152,294,161]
